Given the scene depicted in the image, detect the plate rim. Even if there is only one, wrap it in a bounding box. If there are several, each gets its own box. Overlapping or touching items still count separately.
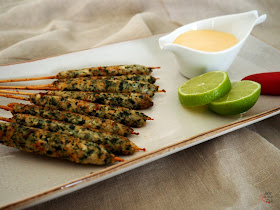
[0,34,280,209]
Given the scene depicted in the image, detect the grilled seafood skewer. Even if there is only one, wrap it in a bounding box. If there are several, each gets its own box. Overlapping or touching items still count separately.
[58,74,158,84]
[55,74,158,84]
[0,122,124,165]
[0,94,151,127]
[0,65,160,83]
[57,64,159,78]
[52,79,164,97]
[47,91,154,110]
[0,90,153,110]
[0,103,135,136]
[0,79,165,97]
[0,114,141,155]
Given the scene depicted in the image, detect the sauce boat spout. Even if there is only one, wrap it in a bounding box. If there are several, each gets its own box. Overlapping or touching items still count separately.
[255,13,267,25]
[158,35,173,51]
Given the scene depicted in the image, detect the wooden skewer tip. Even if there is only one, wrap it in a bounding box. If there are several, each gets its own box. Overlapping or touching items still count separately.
[0,90,33,95]
[151,67,160,69]
[0,76,56,84]
[0,116,11,122]
[0,84,56,91]
[7,103,17,108]
[0,93,29,101]
[135,147,146,152]
[0,105,13,111]
[113,157,125,162]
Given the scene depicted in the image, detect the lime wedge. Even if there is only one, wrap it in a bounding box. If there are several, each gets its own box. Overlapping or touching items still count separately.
[209,81,261,115]
[178,71,231,107]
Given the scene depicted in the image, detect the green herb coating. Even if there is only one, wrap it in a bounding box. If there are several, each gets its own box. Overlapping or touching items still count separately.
[56,65,153,79]
[53,79,158,97]
[11,103,133,136]
[0,122,115,165]
[58,74,156,84]
[12,114,136,155]
[30,94,149,128]
[47,91,153,110]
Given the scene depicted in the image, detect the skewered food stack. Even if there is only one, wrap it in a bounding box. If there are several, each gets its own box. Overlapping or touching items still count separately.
[4,103,135,136]
[0,114,140,155]
[0,122,123,165]
[0,64,164,165]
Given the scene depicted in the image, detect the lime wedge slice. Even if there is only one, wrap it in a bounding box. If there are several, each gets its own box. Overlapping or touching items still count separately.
[178,71,231,107]
[209,81,261,115]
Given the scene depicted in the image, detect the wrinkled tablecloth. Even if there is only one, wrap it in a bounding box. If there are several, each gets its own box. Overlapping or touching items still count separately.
[0,0,279,209]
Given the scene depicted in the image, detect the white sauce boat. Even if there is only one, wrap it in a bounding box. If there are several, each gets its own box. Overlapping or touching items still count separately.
[159,10,267,78]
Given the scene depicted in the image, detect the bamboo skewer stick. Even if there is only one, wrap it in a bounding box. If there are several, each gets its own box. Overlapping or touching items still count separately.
[114,157,125,162]
[0,116,11,122]
[0,105,13,111]
[0,93,29,101]
[0,90,33,95]
[0,84,57,90]
[0,76,56,83]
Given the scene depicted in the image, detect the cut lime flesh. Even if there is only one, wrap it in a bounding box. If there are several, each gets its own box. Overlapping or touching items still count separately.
[178,71,231,107]
[208,81,261,115]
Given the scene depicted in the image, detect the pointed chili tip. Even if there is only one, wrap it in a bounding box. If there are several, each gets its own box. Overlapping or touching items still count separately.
[147,117,154,120]
[132,131,140,135]
[151,67,160,69]
[135,147,146,152]
[113,157,125,162]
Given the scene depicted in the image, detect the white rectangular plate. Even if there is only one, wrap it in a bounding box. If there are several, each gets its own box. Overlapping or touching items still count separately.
[0,35,279,209]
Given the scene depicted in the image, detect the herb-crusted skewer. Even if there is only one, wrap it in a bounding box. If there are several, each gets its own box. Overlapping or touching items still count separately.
[0,114,141,155]
[2,103,134,136]
[57,64,158,78]
[52,79,163,97]
[0,89,153,110]
[0,65,160,83]
[0,122,124,165]
[56,74,157,84]
[46,91,153,110]
[0,80,165,97]
[0,93,151,127]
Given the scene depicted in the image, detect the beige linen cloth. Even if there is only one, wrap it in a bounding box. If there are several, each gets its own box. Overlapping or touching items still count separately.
[0,0,280,209]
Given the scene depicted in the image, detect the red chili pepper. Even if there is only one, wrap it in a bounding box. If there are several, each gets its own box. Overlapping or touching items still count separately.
[242,72,280,95]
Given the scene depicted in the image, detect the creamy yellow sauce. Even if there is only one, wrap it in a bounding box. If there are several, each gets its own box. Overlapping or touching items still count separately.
[173,30,238,52]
